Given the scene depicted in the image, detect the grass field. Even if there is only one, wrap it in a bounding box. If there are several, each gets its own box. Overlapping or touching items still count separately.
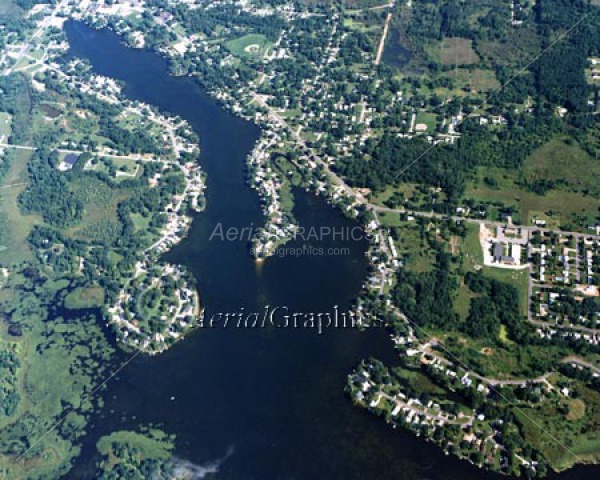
[453,281,478,319]
[522,138,600,196]
[465,161,600,230]
[477,27,541,68]
[414,111,438,131]
[438,37,480,66]
[130,212,151,233]
[460,223,484,268]
[0,149,41,265]
[226,34,273,59]
[376,210,404,227]
[514,382,600,472]
[392,221,437,273]
[370,183,419,207]
[566,399,586,421]
[393,365,447,396]
[443,67,500,93]
[64,286,105,309]
[0,0,20,16]
[65,176,133,243]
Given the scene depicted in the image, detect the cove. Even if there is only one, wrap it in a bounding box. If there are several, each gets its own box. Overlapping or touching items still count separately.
[63,22,595,480]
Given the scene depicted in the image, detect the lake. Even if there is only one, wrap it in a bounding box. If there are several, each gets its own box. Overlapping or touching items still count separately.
[64,21,596,480]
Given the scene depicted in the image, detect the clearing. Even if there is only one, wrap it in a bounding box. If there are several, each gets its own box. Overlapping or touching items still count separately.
[226,34,272,59]
[0,149,41,265]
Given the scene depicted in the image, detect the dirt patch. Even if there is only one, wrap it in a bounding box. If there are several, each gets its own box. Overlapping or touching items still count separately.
[244,44,260,54]
[566,399,586,421]
[450,235,459,255]
[39,103,62,119]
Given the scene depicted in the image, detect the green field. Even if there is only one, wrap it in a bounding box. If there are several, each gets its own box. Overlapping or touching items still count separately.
[370,183,419,208]
[522,138,600,196]
[130,212,151,233]
[438,37,480,66]
[0,0,20,16]
[514,382,600,472]
[441,68,500,94]
[64,286,105,309]
[65,176,133,243]
[460,223,484,268]
[0,149,40,265]
[414,111,438,132]
[465,150,600,230]
[226,34,273,58]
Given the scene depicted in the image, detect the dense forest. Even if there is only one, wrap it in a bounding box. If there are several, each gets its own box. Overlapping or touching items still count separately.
[336,115,561,205]
[463,271,530,342]
[18,149,84,228]
[392,249,460,328]
[0,73,32,146]
[171,2,285,42]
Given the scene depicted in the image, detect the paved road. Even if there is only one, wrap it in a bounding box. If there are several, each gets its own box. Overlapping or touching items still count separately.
[0,143,154,162]
[370,204,600,241]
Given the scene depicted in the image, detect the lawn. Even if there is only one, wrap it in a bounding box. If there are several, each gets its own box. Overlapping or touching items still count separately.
[376,210,405,227]
[226,34,273,59]
[460,223,484,269]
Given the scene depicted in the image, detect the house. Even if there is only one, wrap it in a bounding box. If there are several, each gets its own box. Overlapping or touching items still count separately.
[57,153,80,171]
[63,153,79,167]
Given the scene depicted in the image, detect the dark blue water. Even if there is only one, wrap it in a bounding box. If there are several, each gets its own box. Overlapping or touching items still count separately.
[64,22,597,480]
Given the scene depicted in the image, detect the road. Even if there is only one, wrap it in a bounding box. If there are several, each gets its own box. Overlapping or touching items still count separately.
[374,12,393,66]
[251,93,365,204]
[0,142,155,162]
[0,182,26,190]
[4,0,69,75]
[561,356,600,375]
[388,307,592,388]
[369,204,600,241]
